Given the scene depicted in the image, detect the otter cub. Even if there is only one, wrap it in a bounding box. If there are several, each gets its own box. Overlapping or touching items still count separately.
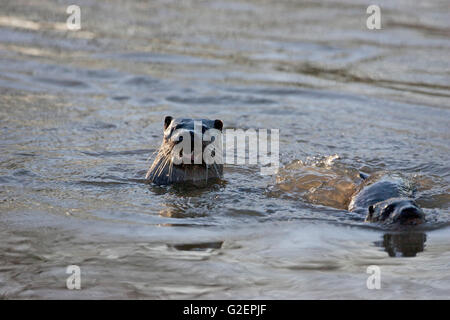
[349,173,425,225]
[146,116,224,185]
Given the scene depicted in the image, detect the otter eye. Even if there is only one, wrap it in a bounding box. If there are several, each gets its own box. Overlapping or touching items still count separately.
[381,204,394,219]
[210,136,215,142]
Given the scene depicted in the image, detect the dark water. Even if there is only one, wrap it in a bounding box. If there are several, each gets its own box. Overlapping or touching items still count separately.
[0,0,449,299]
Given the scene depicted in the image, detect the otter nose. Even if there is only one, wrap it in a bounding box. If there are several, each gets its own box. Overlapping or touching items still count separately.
[398,207,425,224]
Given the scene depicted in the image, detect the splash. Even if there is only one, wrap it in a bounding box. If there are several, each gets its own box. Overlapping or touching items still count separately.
[274,154,360,210]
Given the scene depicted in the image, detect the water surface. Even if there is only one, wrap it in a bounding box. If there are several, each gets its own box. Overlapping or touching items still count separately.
[0,0,449,299]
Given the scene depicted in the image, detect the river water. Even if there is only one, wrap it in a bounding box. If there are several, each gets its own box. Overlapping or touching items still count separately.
[0,0,449,299]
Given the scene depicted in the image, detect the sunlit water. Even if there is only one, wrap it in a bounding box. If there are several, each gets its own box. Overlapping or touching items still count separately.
[0,0,449,299]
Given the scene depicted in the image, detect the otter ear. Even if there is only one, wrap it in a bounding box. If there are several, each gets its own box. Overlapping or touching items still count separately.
[213,119,223,131]
[164,116,173,130]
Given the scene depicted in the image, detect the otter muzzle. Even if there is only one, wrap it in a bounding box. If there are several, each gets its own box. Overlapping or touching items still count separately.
[394,207,425,225]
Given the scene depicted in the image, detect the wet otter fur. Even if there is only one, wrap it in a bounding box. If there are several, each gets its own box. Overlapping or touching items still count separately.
[146,116,224,185]
[349,172,425,225]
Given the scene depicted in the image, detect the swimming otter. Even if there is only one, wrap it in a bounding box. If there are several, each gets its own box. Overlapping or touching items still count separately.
[349,173,425,225]
[145,116,224,185]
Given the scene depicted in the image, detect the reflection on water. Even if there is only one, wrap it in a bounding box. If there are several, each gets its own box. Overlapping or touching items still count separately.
[375,233,427,258]
[170,241,224,252]
[0,0,449,299]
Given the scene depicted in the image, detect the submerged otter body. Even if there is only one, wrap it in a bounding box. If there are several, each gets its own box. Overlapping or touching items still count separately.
[349,173,425,225]
[146,116,224,185]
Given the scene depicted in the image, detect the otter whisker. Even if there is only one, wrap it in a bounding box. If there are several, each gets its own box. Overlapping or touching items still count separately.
[146,144,170,178]
[146,148,160,162]
[149,143,175,181]
[147,148,170,181]
[211,163,220,177]
[155,156,170,179]
[168,157,174,182]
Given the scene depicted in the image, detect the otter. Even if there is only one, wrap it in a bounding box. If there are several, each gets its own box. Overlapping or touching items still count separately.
[145,116,224,185]
[349,172,425,225]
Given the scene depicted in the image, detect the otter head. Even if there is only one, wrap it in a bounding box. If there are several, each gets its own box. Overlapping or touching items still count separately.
[146,116,224,184]
[162,116,223,164]
[365,198,425,225]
